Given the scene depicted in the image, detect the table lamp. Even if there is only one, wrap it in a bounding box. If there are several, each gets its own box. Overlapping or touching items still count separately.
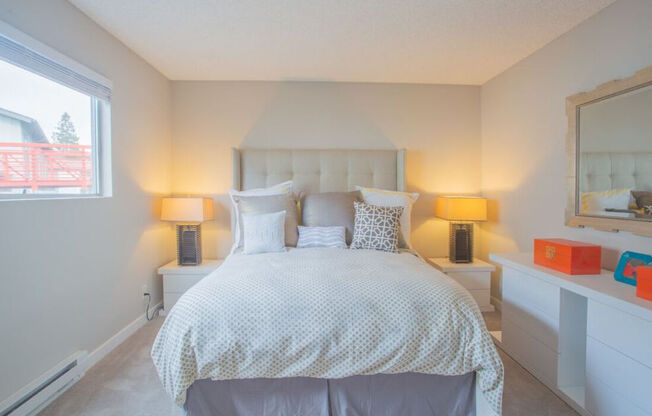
[435,196,487,263]
[161,197,214,265]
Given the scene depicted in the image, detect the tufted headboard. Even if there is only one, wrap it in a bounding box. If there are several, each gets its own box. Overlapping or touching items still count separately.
[580,152,652,193]
[232,148,406,193]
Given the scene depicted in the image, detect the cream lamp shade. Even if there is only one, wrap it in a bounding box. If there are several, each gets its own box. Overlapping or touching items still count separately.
[161,197,214,223]
[435,196,487,222]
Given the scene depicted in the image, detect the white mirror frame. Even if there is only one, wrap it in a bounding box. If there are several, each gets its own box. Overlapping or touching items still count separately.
[566,65,652,237]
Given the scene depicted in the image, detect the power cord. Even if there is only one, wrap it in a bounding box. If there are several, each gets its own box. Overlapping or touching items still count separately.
[144,293,162,321]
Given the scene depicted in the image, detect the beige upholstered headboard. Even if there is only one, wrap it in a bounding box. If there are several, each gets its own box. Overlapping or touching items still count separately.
[232,148,406,193]
[580,152,652,192]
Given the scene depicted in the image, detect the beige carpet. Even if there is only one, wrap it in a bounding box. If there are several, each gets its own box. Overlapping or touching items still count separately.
[39,312,578,416]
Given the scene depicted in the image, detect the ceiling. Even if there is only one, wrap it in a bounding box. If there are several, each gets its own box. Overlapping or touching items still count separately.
[68,0,615,85]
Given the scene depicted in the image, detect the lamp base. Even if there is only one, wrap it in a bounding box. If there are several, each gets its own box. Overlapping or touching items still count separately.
[449,222,473,263]
[176,224,203,266]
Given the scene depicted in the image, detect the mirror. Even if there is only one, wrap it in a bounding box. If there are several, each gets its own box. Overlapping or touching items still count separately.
[566,66,652,236]
[578,84,652,220]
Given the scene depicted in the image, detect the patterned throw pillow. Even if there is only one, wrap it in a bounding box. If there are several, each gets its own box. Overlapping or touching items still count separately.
[350,202,404,253]
[297,226,347,249]
[355,186,419,248]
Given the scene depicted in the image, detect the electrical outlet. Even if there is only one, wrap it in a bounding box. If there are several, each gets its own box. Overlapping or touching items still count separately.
[142,284,149,299]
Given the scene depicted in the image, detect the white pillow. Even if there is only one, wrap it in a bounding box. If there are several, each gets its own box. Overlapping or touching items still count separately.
[580,189,631,215]
[355,186,419,247]
[229,180,292,252]
[242,211,286,255]
[297,226,347,249]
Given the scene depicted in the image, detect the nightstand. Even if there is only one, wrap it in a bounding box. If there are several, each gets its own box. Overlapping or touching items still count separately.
[158,259,223,315]
[428,257,495,312]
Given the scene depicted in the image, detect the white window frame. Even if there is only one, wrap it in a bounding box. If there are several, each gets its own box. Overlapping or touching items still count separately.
[0,20,112,200]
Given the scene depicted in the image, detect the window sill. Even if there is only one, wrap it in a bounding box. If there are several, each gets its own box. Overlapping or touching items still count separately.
[0,194,112,202]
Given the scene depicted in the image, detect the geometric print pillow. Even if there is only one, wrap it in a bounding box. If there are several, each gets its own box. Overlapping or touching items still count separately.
[350,201,404,253]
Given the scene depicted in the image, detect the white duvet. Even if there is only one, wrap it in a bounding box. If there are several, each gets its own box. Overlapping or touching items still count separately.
[151,248,503,414]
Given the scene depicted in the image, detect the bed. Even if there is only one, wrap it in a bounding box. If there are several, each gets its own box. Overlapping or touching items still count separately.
[579,152,652,219]
[152,148,503,416]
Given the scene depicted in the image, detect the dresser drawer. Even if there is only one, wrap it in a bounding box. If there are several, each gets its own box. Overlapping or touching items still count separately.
[587,299,652,368]
[503,299,558,352]
[502,318,558,385]
[587,336,652,414]
[447,271,491,290]
[502,267,560,320]
[586,373,650,416]
[163,275,205,293]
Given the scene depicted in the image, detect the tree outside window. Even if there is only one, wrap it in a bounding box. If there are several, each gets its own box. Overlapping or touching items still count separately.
[51,112,80,148]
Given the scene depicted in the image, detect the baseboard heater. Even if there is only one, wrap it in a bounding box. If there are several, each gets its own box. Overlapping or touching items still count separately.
[0,351,87,416]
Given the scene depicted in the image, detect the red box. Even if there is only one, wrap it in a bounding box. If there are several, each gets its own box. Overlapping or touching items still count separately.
[534,239,601,275]
[637,266,652,301]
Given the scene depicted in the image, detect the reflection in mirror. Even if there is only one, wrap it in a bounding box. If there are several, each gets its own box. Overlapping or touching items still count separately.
[577,83,652,222]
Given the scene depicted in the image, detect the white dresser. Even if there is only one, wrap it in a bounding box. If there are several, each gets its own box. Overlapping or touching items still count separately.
[491,253,652,416]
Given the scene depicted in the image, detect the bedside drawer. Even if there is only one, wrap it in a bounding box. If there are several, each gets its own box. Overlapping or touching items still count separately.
[163,275,205,293]
[467,289,490,306]
[163,292,184,313]
[447,271,491,290]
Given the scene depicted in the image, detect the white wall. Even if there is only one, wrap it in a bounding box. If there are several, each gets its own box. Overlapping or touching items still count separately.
[0,0,173,403]
[171,81,481,259]
[480,0,652,301]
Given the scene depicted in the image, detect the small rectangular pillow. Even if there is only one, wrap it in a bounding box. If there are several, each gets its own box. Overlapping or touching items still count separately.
[297,226,347,249]
[300,191,360,245]
[350,201,403,253]
[242,211,286,255]
[233,193,299,250]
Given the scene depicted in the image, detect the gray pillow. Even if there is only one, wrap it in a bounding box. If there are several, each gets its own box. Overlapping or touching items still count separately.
[234,193,299,247]
[632,191,652,209]
[300,191,360,245]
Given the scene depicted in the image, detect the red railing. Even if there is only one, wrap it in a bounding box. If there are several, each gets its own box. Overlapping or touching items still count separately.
[0,142,92,191]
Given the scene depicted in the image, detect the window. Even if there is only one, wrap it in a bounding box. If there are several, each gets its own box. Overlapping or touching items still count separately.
[0,24,111,199]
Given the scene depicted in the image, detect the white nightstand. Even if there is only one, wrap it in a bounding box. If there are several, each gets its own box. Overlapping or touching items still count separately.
[158,259,223,315]
[428,257,496,312]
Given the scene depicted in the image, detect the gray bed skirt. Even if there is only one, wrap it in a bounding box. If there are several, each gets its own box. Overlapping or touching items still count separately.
[184,372,475,416]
